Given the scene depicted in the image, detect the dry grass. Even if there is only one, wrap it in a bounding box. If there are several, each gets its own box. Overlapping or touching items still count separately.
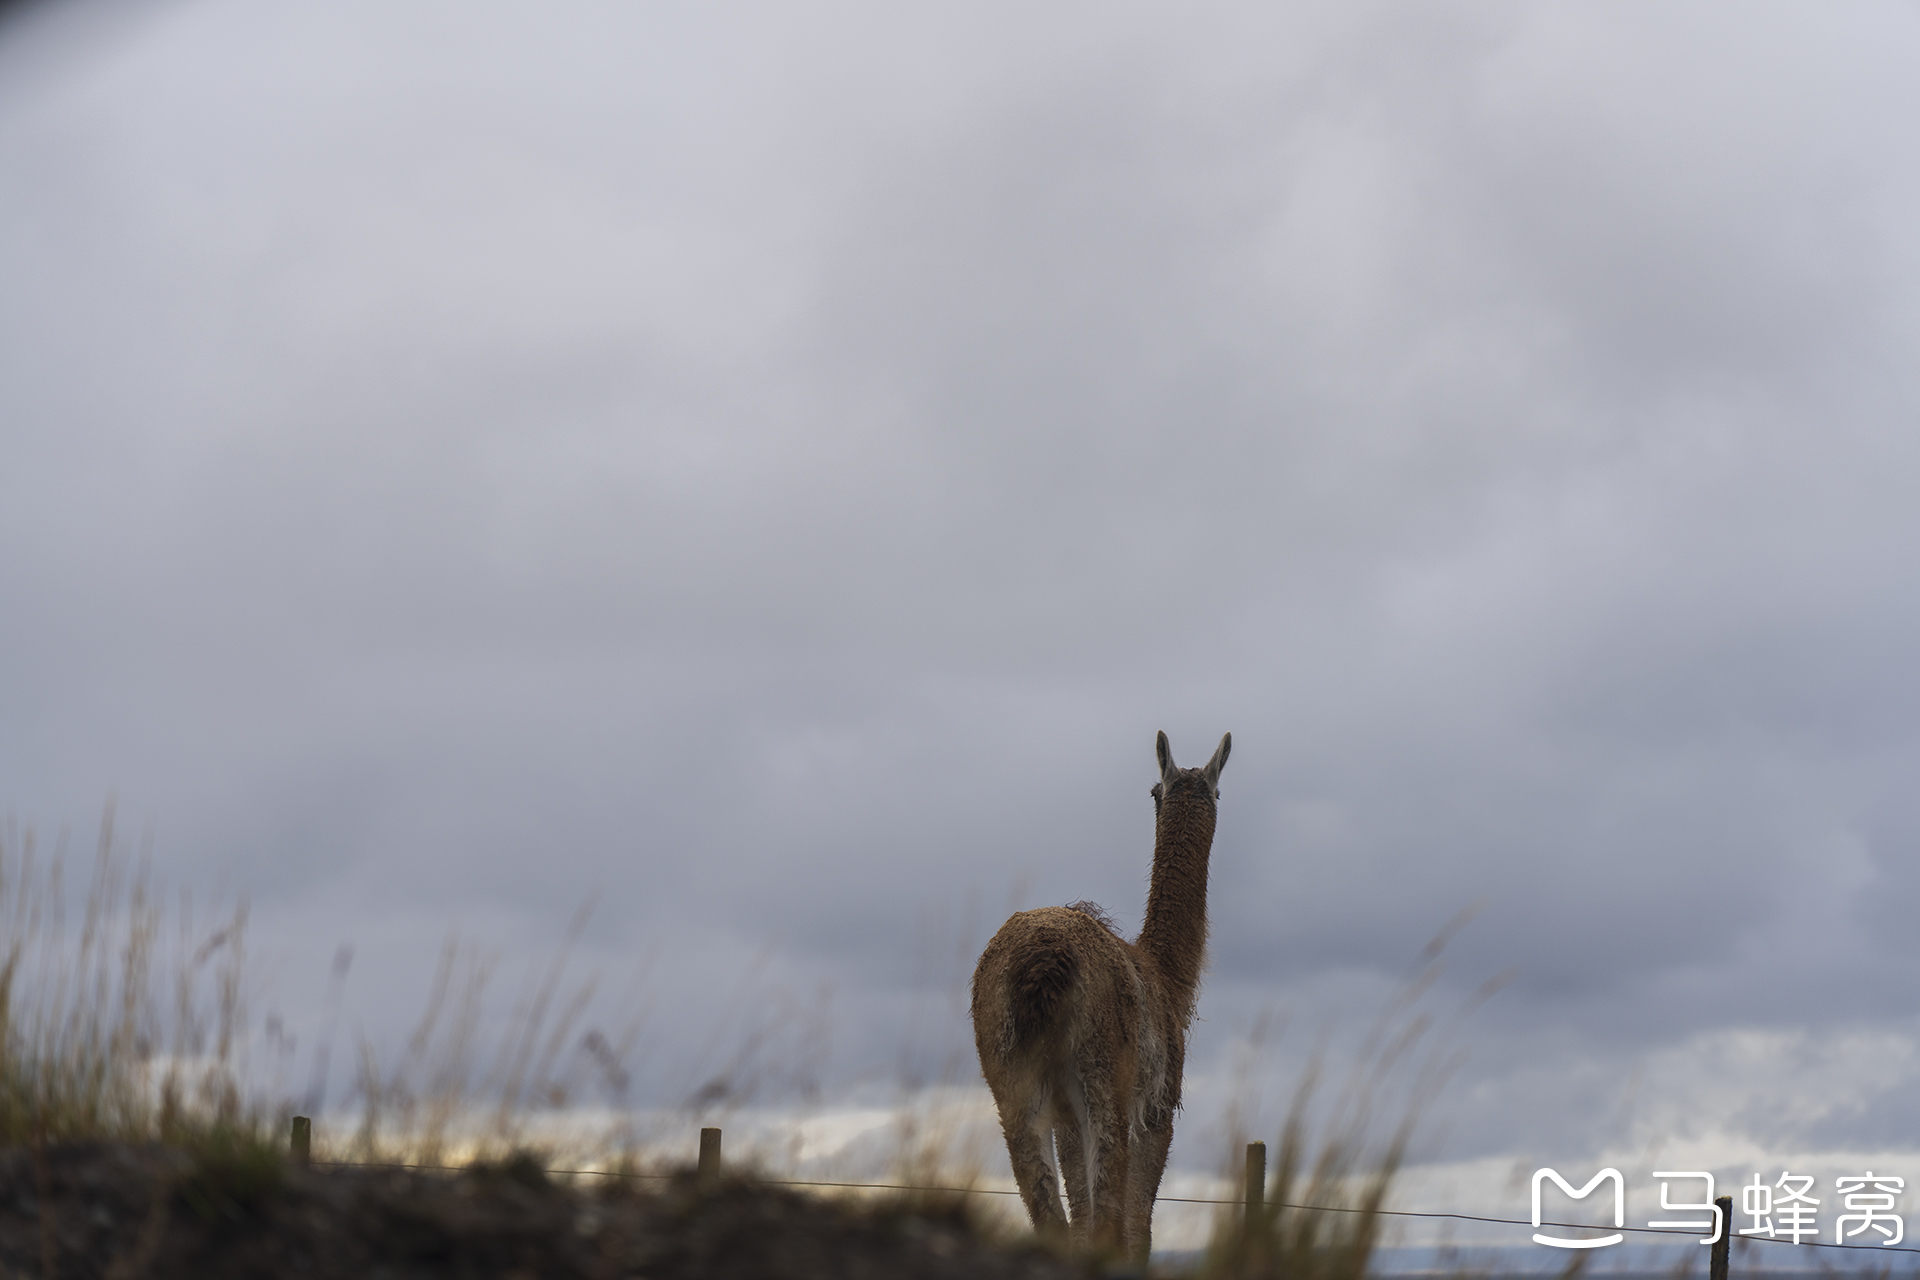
[1193,918,1505,1280]
[0,809,1479,1279]
[343,900,630,1168]
[0,805,253,1148]
[1196,1069,1407,1280]
[0,805,668,1176]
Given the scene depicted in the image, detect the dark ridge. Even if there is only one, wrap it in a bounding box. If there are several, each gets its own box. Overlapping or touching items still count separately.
[0,1142,1091,1279]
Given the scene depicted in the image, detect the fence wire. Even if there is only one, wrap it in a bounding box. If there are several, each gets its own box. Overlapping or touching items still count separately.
[304,1159,1920,1255]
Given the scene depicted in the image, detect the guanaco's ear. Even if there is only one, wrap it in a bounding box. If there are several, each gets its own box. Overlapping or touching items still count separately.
[1156,730,1174,780]
[1202,732,1231,795]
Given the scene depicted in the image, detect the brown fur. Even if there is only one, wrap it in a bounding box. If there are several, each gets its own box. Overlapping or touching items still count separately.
[970,730,1230,1263]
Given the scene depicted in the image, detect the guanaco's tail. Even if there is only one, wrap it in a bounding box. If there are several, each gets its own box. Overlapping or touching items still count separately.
[1008,939,1077,1047]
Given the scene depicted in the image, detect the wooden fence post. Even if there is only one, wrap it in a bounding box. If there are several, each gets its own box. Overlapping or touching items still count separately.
[1244,1140,1267,1238]
[290,1115,311,1166]
[1712,1195,1731,1280]
[698,1127,723,1189]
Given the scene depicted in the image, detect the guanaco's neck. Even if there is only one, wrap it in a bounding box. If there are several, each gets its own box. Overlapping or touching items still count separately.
[1135,782,1217,1015]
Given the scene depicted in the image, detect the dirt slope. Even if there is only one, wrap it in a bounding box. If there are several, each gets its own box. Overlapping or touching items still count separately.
[0,1143,1092,1280]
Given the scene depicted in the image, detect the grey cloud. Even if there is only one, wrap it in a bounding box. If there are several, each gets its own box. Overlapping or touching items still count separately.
[5,0,1920,1183]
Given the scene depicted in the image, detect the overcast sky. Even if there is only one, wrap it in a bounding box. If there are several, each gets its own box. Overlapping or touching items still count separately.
[6,0,1920,1243]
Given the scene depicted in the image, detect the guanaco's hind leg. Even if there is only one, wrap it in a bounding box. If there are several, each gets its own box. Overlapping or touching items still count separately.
[1077,1069,1134,1254]
[993,1085,1069,1240]
[1127,1108,1175,1264]
[1054,1100,1092,1250]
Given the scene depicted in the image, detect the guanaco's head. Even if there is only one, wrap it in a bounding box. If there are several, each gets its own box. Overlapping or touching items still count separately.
[1149,730,1231,819]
